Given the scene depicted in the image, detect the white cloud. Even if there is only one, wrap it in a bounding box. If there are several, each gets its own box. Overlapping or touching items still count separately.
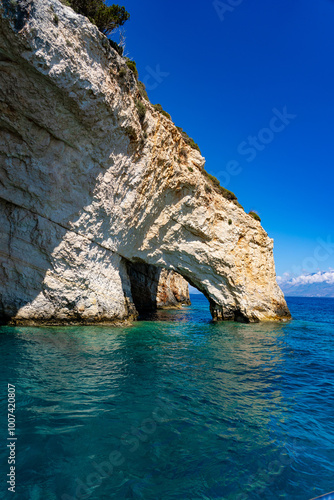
[278,269,334,286]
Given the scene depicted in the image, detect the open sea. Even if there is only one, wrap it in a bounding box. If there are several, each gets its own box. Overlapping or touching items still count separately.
[1,295,333,500]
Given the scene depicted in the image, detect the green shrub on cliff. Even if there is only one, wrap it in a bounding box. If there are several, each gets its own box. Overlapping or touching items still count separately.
[204,171,220,188]
[109,38,123,56]
[138,81,149,101]
[202,170,241,205]
[176,127,201,153]
[218,186,237,201]
[248,211,261,222]
[118,67,126,78]
[136,100,146,123]
[125,58,138,80]
[153,103,172,121]
[64,0,129,37]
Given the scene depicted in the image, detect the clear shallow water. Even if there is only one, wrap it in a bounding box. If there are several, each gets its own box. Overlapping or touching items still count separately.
[0,296,334,500]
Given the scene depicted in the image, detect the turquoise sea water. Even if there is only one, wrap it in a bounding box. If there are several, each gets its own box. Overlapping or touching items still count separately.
[1,296,334,500]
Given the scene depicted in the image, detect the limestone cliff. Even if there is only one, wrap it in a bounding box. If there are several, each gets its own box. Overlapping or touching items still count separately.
[0,0,290,324]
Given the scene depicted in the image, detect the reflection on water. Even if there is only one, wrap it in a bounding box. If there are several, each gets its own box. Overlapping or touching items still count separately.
[0,296,333,499]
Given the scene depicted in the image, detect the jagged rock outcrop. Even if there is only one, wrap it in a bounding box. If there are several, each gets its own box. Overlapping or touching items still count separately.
[0,0,290,324]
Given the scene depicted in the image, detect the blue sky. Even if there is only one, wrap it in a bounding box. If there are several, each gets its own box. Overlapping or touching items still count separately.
[110,0,334,278]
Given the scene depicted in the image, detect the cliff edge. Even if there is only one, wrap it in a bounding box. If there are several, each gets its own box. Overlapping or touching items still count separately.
[0,0,290,324]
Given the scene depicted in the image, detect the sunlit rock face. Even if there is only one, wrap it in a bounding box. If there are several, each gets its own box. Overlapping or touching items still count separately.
[0,0,290,324]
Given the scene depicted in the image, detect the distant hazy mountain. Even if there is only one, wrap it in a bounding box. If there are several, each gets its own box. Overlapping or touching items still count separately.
[278,270,334,297]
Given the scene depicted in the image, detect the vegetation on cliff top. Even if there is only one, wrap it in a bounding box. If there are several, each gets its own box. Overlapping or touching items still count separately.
[61,0,129,37]
[60,2,202,156]
[176,127,201,153]
[135,100,146,123]
[248,211,261,222]
[61,0,245,213]
[153,103,172,121]
[125,58,138,79]
[202,170,242,207]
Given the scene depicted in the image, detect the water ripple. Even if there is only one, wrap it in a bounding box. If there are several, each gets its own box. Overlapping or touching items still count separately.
[0,297,333,499]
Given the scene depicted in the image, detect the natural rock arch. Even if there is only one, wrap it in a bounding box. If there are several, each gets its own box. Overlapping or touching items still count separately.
[0,0,290,325]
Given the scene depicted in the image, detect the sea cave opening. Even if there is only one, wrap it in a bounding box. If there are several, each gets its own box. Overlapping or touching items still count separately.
[126,261,209,321]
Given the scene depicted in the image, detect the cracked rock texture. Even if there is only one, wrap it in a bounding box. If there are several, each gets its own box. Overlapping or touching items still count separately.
[0,0,290,324]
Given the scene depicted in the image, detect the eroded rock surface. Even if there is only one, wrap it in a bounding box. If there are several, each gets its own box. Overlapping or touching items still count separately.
[0,0,290,324]
[157,269,191,309]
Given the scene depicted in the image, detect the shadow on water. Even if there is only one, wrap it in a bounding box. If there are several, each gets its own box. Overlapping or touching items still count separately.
[137,293,212,323]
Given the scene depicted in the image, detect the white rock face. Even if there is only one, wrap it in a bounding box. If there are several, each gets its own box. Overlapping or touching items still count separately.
[0,0,290,324]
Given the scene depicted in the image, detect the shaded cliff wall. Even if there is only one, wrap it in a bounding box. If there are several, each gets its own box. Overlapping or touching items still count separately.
[126,263,190,315]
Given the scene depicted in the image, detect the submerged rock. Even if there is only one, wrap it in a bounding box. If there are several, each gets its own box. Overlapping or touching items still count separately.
[0,0,290,324]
